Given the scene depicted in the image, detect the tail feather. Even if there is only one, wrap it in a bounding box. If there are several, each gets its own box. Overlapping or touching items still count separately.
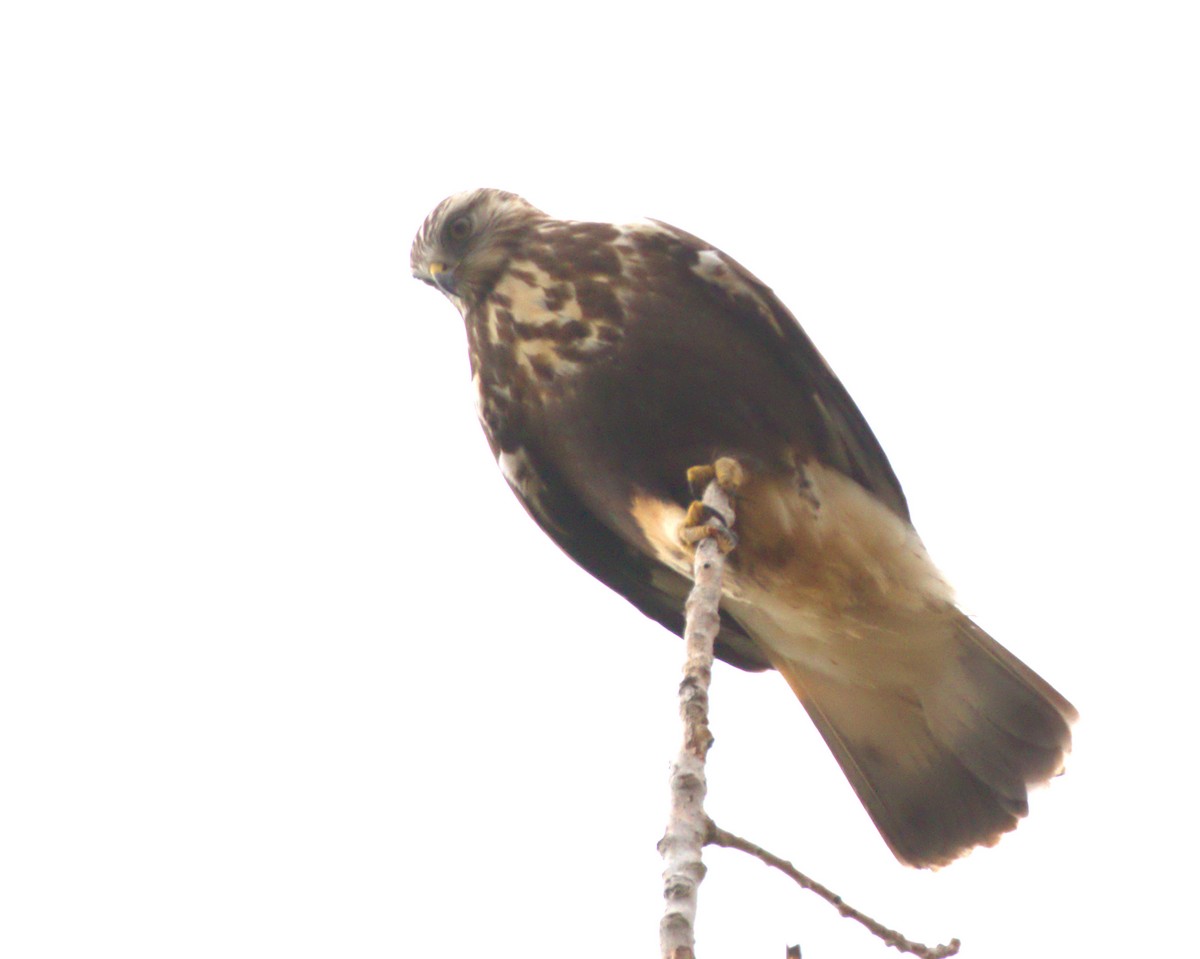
[771,611,1075,868]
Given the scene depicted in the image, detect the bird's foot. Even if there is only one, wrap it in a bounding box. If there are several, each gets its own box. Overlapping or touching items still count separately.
[680,502,738,552]
[686,457,747,500]
[679,457,744,553]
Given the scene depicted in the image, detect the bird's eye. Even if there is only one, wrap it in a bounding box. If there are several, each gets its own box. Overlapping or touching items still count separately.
[446,215,473,245]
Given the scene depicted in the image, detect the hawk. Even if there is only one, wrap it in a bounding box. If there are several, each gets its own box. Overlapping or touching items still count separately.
[410,188,1075,868]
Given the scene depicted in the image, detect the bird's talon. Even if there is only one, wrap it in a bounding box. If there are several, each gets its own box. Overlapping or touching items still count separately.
[686,464,717,501]
[680,458,745,552]
[680,522,738,553]
[682,500,718,529]
[687,457,748,500]
[713,457,747,493]
[679,501,737,553]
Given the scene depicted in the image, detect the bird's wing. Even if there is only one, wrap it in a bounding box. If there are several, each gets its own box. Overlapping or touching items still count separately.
[649,220,910,521]
[494,442,770,672]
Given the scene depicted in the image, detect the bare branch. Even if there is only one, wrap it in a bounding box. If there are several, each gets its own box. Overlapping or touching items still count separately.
[706,821,961,959]
[658,480,736,959]
[656,475,959,959]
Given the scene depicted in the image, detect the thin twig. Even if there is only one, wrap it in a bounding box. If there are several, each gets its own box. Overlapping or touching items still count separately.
[706,820,961,959]
[658,479,736,959]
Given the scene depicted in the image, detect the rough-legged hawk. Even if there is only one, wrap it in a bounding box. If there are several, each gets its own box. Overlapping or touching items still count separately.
[411,188,1075,868]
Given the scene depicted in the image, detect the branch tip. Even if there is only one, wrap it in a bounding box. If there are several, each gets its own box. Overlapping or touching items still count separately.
[705,819,961,958]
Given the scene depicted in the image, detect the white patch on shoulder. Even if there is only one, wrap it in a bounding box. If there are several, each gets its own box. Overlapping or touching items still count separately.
[690,247,786,337]
[693,248,729,277]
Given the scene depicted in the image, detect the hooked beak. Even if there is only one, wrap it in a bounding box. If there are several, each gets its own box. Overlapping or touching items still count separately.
[426,261,458,295]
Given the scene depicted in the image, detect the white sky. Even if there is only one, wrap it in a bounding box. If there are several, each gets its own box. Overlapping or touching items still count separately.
[3,2,1198,957]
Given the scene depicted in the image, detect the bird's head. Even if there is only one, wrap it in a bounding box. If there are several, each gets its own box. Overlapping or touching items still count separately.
[410,188,545,309]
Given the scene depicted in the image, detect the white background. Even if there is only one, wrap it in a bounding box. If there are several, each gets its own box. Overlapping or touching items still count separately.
[3,2,1198,957]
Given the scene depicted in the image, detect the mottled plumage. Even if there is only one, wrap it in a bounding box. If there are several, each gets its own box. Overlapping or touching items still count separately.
[411,188,1076,868]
